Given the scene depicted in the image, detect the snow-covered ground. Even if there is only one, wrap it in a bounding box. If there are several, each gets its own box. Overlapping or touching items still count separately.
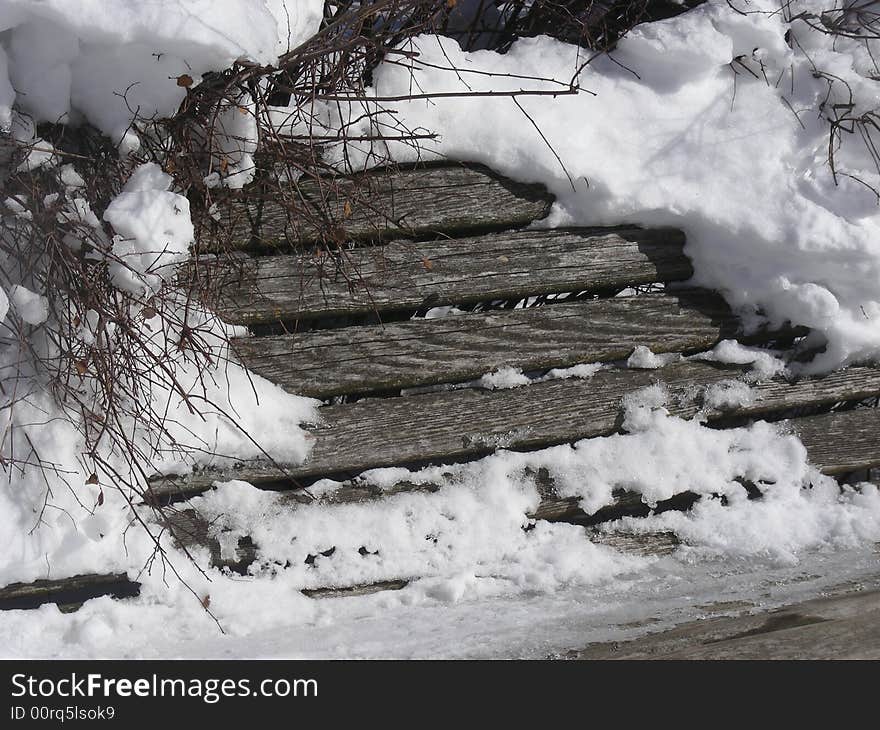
[3,538,878,658]
[1,1,880,658]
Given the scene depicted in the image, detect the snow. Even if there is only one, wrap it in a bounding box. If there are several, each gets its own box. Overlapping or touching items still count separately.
[102,163,194,294]
[2,0,880,659]
[692,339,787,380]
[0,0,322,144]
[543,362,603,381]
[0,0,321,594]
[703,379,757,410]
[627,345,682,369]
[2,380,879,658]
[8,284,48,325]
[0,43,13,131]
[478,366,531,390]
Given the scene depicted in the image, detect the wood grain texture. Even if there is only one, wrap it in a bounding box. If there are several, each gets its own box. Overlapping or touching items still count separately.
[789,407,880,475]
[162,486,691,574]
[0,573,140,611]
[570,587,880,659]
[148,363,880,499]
[203,163,554,251]
[301,580,410,599]
[233,291,739,398]
[0,132,13,187]
[154,407,880,576]
[202,227,690,325]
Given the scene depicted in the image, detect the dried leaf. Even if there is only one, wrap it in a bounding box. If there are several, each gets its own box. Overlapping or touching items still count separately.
[201,595,211,609]
[96,490,104,507]
[343,201,352,219]
[85,473,99,485]
[422,257,434,271]
[75,360,88,376]
[176,74,193,88]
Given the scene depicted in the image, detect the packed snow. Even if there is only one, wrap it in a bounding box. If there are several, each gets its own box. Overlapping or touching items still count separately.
[691,338,788,379]
[627,345,682,369]
[1,0,880,658]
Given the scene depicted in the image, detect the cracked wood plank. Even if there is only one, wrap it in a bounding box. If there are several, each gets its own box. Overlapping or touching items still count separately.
[232,291,748,398]
[201,227,690,326]
[202,163,554,252]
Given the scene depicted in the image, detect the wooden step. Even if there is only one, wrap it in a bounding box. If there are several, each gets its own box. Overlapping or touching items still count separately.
[233,291,746,398]
[163,408,880,520]
[201,227,690,326]
[569,587,880,659]
[203,163,554,251]
[0,573,140,611]
[149,363,880,499]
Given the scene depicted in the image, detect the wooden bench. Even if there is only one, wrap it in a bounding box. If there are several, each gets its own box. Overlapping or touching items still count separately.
[5,162,880,657]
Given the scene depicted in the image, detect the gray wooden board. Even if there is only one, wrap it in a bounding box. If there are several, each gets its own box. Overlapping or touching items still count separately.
[202,227,690,325]
[0,573,139,611]
[232,291,741,398]
[570,586,880,659]
[203,163,554,251]
[149,362,880,498]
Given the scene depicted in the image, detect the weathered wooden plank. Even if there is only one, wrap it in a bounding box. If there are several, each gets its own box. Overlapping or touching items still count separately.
[156,407,880,575]
[570,587,880,659]
[233,291,741,398]
[0,131,14,187]
[789,408,880,475]
[301,580,410,599]
[203,163,554,251]
[148,363,880,499]
[589,530,681,557]
[0,573,140,612]
[203,227,690,326]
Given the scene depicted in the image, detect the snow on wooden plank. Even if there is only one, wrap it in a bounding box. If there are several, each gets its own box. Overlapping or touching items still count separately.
[202,163,554,252]
[201,227,690,326]
[232,291,749,398]
[147,363,880,499]
[159,486,689,578]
